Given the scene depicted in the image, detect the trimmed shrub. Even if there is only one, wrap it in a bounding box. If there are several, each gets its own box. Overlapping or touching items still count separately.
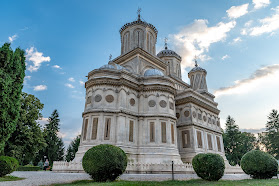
[82,144,127,182]
[241,150,278,179]
[192,153,225,181]
[17,165,41,171]
[0,156,18,177]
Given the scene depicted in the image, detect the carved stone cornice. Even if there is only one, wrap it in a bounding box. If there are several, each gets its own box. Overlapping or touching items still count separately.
[177,123,222,134]
[82,109,177,120]
[85,77,176,95]
[176,96,220,115]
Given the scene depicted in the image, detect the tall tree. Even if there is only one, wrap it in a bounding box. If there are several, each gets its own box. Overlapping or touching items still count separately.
[0,43,26,154]
[65,135,80,162]
[5,92,46,165]
[262,109,279,159]
[43,109,65,165]
[223,116,256,165]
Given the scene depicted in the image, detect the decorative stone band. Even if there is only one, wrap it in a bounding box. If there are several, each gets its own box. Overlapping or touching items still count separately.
[85,78,176,95]
[82,109,177,120]
[176,96,220,115]
[52,161,243,174]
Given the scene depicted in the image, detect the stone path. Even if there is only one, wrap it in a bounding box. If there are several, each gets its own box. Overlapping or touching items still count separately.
[1,171,271,186]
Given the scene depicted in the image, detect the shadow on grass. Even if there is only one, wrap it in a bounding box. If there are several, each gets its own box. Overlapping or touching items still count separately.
[0,175,25,182]
[53,178,279,186]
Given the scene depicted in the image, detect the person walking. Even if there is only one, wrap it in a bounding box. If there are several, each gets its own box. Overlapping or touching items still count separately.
[43,159,49,171]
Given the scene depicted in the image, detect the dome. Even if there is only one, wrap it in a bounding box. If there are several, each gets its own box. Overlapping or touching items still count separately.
[144,69,164,77]
[188,63,207,74]
[119,18,158,35]
[99,63,130,72]
[99,64,115,70]
[157,48,182,60]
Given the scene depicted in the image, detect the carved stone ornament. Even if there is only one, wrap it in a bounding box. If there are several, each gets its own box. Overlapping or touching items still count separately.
[127,91,130,95]
[105,95,114,103]
[217,121,220,127]
[192,111,196,118]
[198,113,202,120]
[203,116,207,122]
[130,98,135,106]
[169,102,174,110]
[184,110,190,117]
[159,100,167,108]
[148,100,156,107]
[95,94,102,102]
[176,113,180,119]
[115,89,119,93]
[86,96,92,104]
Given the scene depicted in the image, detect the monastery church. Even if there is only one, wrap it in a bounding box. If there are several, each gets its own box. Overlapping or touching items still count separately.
[53,11,240,173]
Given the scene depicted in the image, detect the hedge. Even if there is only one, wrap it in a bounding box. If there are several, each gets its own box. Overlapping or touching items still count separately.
[241,150,278,179]
[82,144,127,182]
[192,153,225,181]
[0,156,19,177]
[17,165,41,171]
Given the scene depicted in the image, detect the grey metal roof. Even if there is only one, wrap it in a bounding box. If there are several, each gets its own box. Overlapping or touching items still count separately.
[157,48,182,60]
[188,66,207,74]
[144,69,164,77]
[119,18,158,35]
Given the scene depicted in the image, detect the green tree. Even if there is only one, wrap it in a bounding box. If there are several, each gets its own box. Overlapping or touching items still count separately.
[0,43,26,154]
[262,109,279,159]
[4,92,46,165]
[43,109,65,165]
[223,116,256,165]
[65,135,80,162]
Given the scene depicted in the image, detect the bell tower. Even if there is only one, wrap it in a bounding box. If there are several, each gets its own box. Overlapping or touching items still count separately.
[188,58,208,92]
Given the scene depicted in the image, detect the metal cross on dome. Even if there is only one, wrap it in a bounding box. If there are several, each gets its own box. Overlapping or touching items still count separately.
[109,54,112,61]
[137,8,141,20]
[194,55,198,67]
[164,37,168,49]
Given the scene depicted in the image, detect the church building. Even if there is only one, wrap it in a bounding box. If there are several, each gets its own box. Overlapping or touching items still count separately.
[53,11,240,173]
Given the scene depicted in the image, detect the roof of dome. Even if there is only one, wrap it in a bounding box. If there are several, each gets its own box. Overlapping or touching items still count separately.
[99,64,115,70]
[119,17,158,35]
[99,63,130,72]
[157,47,182,60]
[144,69,164,77]
[188,65,207,74]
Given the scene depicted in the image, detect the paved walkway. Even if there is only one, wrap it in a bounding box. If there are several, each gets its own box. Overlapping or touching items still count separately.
[1,171,256,186]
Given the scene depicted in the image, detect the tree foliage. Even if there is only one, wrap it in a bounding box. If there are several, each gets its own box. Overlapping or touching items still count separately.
[42,109,64,165]
[223,116,256,165]
[261,109,279,159]
[65,135,80,162]
[0,43,26,154]
[5,92,46,165]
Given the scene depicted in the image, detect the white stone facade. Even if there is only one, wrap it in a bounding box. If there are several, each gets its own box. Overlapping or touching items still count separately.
[53,14,242,174]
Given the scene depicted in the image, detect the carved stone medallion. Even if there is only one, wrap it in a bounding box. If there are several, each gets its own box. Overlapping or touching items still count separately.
[192,111,196,118]
[176,113,180,119]
[148,100,156,107]
[159,100,167,108]
[198,114,202,120]
[105,95,114,103]
[130,98,135,106]
[184,110,190,117]
[95,94,102,102]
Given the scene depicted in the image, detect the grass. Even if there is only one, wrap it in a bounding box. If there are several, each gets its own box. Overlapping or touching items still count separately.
[53,179,279,186]
[0,175,24,182]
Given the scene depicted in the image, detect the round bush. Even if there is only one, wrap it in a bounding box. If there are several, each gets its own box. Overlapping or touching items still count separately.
[0,156,18,177]
[192,153,225,181]
[82,144,127,182]
[241,150,278,179]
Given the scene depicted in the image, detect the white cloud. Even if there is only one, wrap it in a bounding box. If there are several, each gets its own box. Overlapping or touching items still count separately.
[8,34,17,43]
[25,47,51,72]
[221,55,229,60]
[171,19,236,68]
[34,85,47,91]
[52,65,62,69]
[226,4,249,19]
[232,37,242,43]
[36,117,49,126]
[79,80,85,85]
[25,76,31,80]
[249,6,279,36]
[65,83,74,88]
[215,64,279,97]
[253,0,270,9]
[68,77,75,82]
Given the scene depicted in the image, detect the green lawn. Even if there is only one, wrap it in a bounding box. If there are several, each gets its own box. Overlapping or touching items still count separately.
[54,179,279,186]
[0,175,24,182]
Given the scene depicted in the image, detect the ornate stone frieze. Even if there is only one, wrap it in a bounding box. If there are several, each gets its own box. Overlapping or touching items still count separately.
[105,95,114,103]
[159,100,167,108]
[148,100,156,107]
[94,95,102,102]
[184,111,190,117]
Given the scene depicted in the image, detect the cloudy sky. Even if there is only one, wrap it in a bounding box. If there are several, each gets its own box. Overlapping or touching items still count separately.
[1,0,279,145]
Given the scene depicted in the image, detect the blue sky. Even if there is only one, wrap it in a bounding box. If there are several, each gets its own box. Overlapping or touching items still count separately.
[1,0,279,145]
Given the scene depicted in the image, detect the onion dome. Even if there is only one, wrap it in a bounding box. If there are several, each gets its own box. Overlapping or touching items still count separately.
[157,41,182,60]
[188,59,207,74]
[144,69,164,77]
[119,9,158,35]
